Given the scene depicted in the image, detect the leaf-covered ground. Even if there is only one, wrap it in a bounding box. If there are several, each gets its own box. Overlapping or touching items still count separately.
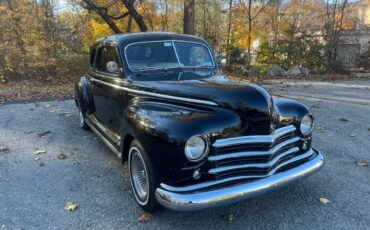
[0,77,78,104]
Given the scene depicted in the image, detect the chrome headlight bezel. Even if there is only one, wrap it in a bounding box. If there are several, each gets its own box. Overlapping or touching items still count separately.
[300,114,314,135]
[184,136,209,162]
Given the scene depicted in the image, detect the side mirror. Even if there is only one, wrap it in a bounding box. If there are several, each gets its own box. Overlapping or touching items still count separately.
[220,58,227,68]
[107,61,118,73]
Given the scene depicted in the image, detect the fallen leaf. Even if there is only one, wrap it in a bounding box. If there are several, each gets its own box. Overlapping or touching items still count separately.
[356,160,368,167]
[319,197,330,205]
[59,112,71,117]
[64,202,79,212]
[138,214,152,223]
[315,126,325,131]
[57,153,66,160]
[0,146,10,152]
[312,105,320,108]
[223,214,235,222]
[34,157,40,161]
[339,117,348,122]
[82,136,88,139]
[34,149,46,154]
[39,162,45,167]
[349,134,355,137]
[37,131,50,137]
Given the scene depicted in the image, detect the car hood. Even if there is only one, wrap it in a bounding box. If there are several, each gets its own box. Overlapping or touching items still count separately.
[128,71,274,135]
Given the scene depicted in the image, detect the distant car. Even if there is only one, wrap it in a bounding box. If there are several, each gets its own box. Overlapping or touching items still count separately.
[74,32,324,212]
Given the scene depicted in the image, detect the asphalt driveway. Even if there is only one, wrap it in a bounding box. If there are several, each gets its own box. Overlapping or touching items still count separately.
[0,79,369,230]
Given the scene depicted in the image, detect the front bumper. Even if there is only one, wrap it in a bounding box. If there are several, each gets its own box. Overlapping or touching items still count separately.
[155,149,324,211]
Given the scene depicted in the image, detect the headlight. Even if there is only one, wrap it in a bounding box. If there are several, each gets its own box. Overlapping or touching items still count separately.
[300,115,314,135]
[184,136,208,162]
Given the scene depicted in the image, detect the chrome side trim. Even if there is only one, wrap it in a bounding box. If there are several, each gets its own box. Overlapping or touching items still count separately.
[155,150,324,211]
[85,117,121,158]
[161,148,315,192]
[208,136,300,161]
[208,147,309,174]
[89,77,218,106]
[213,125,296,148]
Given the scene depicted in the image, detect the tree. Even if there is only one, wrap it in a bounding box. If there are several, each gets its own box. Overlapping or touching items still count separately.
[324,0,349,70]
[183,0,195,34]
[242,0,267,67]
[81,0,147,34]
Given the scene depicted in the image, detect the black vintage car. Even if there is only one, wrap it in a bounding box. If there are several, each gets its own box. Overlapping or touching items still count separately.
[74,32,324,212]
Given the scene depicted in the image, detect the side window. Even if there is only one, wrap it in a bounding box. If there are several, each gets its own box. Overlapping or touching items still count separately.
[96,46,121,74]
[90,48,96,68]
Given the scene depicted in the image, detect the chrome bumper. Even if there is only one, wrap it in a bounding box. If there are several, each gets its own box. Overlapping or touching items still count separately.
[155,149,324,211]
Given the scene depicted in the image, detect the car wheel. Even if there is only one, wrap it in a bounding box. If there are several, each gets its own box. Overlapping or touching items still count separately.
[78,104,90,130]
[128,140,160,212]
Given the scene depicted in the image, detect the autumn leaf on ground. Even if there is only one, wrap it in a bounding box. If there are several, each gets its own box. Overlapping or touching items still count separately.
[37,131,50,137]
[57,153,66,160]
[315,126,325,131]
[59,112,71,117]
[64,202,79,212]
[349,134,355,137]
[339,117,349,122]
[138,214,152,223]
[319,197,330,205]
[39,162,45,167]
[34,148,46,154]
[0,146,10,152]
[223,214,235,222]
[355,160,368,167]
[34,157,40,161]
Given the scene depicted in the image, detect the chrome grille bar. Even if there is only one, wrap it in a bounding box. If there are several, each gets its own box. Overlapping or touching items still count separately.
[162,149,315,193]
[209,147,302,174]
[213,125,296,148]
[209,136,300,161]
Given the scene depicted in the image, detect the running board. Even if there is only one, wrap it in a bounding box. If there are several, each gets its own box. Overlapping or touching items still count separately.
[85,115,121,158]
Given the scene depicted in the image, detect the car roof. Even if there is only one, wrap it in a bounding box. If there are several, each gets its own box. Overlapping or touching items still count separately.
[95,32,209,47]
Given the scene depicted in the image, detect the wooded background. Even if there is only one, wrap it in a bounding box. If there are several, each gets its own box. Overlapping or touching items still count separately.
[0,0,368,83]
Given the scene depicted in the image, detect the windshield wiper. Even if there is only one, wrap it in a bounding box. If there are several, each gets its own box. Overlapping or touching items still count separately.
[191,65,214,70]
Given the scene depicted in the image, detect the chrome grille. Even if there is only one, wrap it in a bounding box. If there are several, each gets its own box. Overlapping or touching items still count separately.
[209,125,313,178]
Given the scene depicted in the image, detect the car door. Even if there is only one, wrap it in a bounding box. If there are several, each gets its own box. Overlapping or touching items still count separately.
[89,43,125,144]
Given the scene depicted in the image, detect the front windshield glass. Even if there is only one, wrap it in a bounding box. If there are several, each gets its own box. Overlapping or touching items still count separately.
[125,41,214,72]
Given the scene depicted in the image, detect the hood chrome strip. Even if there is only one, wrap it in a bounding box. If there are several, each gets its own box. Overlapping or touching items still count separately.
[90,77,218,106]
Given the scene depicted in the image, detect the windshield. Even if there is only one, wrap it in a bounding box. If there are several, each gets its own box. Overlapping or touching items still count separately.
[125,41,214,72]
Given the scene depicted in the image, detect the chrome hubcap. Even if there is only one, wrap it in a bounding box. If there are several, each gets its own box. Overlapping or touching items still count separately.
[130,149,149,202]
[79,111,84,127]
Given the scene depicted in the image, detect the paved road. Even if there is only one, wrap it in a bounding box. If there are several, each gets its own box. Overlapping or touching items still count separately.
[0,80,369,230]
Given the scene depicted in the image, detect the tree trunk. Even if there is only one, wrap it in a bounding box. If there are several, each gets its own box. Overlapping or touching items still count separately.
[121,0,148,32]
[247,0,252,68]
[226,0,233,67]
[82,0,122,34]
[183,0,195,35]
[126,15,133,32]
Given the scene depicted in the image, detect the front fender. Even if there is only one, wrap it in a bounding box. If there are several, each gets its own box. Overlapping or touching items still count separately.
[122,98,241,184]
[273,96,312,124]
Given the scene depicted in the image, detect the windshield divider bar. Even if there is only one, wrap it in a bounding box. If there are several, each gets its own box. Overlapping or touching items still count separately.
[172,41,181,67]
